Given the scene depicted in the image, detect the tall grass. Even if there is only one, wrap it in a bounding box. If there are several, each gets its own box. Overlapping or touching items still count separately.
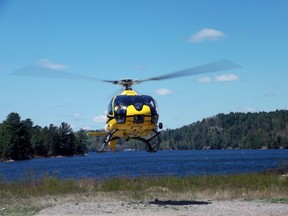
[1,165,287,216]
[1,172,287,201]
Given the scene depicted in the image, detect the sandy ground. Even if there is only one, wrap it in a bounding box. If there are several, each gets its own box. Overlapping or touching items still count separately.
[36,199,288,216]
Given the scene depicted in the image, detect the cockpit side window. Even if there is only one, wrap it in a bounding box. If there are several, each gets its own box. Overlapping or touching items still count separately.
[142,95,157,108]
[108,97,114,115]
[142,95,158,114]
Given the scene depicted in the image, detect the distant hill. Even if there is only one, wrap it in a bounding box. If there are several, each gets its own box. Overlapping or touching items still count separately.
[159,110,288,150]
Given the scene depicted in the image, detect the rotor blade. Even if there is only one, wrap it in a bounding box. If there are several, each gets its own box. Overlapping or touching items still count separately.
[140,59,241,83]
[11,65,101,82]
[101,79,119,84]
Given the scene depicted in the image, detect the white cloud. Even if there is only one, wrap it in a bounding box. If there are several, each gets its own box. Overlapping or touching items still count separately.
[197,73,239,83]
[265,92,277,98]
[189,28,227,43]
[82,126,92,130]
[215,74,239,82]
[92,113,107,123]
[38,59,68,70]
[132,65,146,70]
[242,107,257,113]
[70,124,76,130]
[73,112,81,118]
[154,88,173,95]
[197,76,212,83]
[69,112,84,122]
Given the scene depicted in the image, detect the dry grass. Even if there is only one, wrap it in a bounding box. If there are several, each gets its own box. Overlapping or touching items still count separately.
[0,172,288,215]
[1,173,288,199]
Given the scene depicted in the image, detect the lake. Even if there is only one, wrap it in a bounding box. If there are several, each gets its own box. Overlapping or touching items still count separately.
[0,150,287,182]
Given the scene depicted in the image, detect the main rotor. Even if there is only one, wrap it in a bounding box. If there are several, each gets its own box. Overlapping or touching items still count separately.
[11,59,241,89]
[100,59,241,90]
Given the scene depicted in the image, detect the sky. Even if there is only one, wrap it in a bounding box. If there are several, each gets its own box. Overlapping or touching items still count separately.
[0,0,288,130]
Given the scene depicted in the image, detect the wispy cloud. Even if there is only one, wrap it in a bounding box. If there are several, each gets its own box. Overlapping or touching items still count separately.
[215,74,239,82]
[92,112,107,123]
[189,28,227,43]
[265,92,277,98]
[242,107,257,113]
[73,112,81,118]
[38,59,68,70]
[197,73,239,83]
[71,112,84,121]
[154,88,173,95]
[197,76,212,83]
[82,126,92,130]
[70,124,76,130]
[131,64,146,70]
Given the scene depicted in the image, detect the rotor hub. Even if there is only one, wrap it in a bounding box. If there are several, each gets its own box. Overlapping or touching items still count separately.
[118,79,140,90]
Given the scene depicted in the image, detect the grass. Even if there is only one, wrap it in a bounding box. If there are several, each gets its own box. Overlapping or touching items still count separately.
[0,171,288,215]
[2,174,287,199]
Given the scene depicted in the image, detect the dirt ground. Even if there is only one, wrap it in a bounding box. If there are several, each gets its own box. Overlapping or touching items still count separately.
[36,199,288,216]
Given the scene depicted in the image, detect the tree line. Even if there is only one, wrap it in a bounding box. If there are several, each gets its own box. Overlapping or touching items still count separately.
[159,110,288,150]
[1,110,288,160]
[0,112,88,161]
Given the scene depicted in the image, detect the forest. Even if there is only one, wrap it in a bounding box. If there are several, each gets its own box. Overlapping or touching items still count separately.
[159,109,288,150]
[0,112,87,161]
[0,110,288,161]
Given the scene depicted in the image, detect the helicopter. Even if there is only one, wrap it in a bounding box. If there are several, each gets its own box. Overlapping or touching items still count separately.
[88,79,162,153]
[11,59,241,153]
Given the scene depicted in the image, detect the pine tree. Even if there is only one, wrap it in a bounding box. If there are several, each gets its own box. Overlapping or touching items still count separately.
[0,113,33,160]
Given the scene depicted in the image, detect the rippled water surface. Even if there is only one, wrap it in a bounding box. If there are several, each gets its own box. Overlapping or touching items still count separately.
[0,150,287,181]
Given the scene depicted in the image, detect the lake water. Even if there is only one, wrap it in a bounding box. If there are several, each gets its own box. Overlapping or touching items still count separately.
[0,150,288,182]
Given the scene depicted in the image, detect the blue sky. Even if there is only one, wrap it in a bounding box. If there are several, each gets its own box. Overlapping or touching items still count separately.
[0,0,287,130]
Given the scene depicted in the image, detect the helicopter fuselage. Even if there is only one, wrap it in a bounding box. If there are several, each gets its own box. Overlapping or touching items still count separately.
[105,90,159,139]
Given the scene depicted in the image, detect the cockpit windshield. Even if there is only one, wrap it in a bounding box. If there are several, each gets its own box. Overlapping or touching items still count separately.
[108,95,158,114]
[115,95,157,109]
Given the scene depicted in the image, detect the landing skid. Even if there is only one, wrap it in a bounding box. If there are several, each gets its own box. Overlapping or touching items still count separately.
[95,129,161,153]
[95,130,118,152]
[133,129,161,152]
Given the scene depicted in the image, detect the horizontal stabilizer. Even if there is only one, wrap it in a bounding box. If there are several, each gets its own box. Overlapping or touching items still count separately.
[87,131,107,136]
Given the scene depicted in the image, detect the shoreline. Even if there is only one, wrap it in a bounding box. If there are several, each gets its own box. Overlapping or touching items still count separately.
[1,149,288,163]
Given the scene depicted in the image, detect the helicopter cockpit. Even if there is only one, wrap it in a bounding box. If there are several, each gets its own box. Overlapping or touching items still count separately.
[107,95,159,124]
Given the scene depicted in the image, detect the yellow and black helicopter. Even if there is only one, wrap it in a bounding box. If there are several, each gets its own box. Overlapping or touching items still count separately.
[89,79,162,153]
[12,60,241,153]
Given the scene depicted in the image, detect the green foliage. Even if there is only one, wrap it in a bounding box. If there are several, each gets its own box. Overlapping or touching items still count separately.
[58,122,76,156]
[0,112,88,161]
[0,113,33,160]
[1,110,288,160]
[1,173,287,201]
[160,110,288,150]
[75,129,88,155]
